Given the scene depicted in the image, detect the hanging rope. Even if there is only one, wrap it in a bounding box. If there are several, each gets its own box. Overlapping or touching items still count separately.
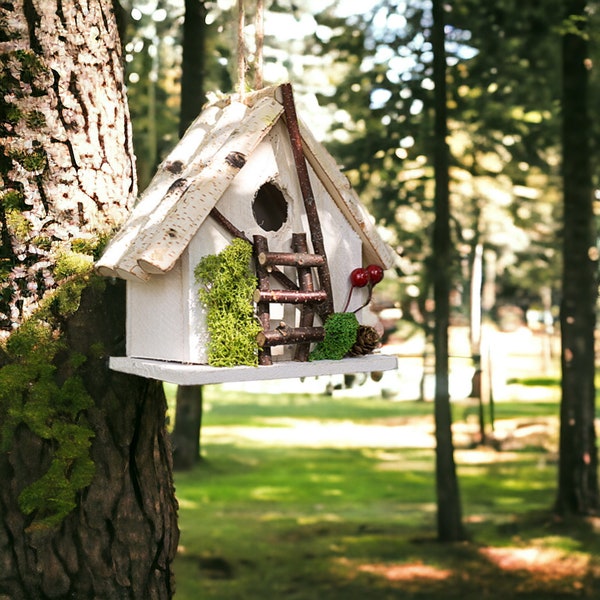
[237,0,265,98]
[255,0,264,90]
[237,0,246,99]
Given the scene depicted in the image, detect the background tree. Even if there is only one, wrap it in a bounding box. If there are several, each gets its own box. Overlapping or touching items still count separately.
[431,0,465,542]
[555,0,599,516]
[170,0,210,471]
[312,0,566,325]
[0,1,178,597]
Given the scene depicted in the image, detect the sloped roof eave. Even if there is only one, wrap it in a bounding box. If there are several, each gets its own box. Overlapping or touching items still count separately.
[96,94,284,280]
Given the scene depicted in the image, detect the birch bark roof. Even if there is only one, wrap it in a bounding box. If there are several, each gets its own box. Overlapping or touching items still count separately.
[95,84,396,281]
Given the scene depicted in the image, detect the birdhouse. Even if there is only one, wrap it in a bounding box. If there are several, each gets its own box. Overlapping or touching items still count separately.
[96,84,397,385]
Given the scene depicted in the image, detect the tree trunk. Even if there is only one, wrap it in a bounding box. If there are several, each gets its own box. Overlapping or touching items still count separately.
[431,0,466,542]
[172,385,204,469]
[173,1,209,468]
[0,1,179,597]
[180,0,208,137]
[1,281,179,599]
[555,0,599,516]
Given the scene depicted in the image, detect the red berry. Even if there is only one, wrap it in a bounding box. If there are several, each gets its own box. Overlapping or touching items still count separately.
[367,264,384,285]
[350,267,369,288]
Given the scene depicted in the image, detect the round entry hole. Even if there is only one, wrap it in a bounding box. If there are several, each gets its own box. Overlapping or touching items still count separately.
[252,182,288,232]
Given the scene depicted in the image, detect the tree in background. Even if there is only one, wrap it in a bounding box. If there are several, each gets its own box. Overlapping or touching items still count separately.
[556,0,599,517]
[0,1,178,597]
[313,0,567,325]
[170,0,209,471]
[431,0,465,542]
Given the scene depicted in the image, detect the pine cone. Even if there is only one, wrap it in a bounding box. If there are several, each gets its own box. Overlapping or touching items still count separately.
[348,325,381,356]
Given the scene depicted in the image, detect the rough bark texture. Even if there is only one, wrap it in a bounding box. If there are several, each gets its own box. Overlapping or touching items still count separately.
[0,1,179,597]
[555,0,599,516]
[0,0,134,332]
[1,282,179,599]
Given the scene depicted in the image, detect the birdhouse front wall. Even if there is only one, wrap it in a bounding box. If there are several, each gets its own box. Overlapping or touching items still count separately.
[125,119,367,366]
[126,251,208,363]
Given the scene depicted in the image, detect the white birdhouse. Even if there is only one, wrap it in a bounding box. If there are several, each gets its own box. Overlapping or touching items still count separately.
[96,84,397,385]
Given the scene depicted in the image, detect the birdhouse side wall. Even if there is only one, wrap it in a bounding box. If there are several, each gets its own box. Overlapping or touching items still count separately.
[126,262,196,362]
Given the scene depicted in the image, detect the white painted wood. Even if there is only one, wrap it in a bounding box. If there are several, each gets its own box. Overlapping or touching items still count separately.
[136,96,284,275]
[109,353,398,386]
[126,263,189,362]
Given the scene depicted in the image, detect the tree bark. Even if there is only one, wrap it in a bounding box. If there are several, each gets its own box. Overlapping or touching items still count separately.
[431,0,466,542]
[0,0,134,331]
[0,1,179,596]
[1,281,179,599]
[555,0,599,516]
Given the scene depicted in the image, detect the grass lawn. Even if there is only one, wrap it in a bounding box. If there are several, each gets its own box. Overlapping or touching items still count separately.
[170,383,600,599]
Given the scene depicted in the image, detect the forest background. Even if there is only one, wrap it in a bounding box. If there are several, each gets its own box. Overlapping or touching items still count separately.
[1,0,599,598]
[126,0,597,324]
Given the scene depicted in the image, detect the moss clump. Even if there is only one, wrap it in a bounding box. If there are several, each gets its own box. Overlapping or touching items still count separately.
[5,208,32,239]
[195,238,262,367]
[1,188,27,210]
[53,249,95,279]
[309,312,360,361]
[0,270,99,532]
[8,145,47,174]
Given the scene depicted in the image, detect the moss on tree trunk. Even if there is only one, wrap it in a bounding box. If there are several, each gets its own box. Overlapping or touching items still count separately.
[0,1,179,597]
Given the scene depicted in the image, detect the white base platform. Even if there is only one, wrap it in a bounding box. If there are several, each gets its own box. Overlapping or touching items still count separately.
[109,354,398,386]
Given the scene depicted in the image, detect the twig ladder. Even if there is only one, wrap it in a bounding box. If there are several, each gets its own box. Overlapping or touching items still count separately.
[253,233,329,365]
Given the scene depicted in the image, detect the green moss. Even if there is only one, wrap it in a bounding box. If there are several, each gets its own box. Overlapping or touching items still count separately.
[5,208,32,239]
[18,454,94,531]
[43,251,98,316]
[8,145,47,173]
[194,239,262,367]
[54,250,95,279]
[71,237,101,257]
[24,110,46,129]
[5,104,23,124]
[309,312,360,361]
[14,50,47,84]
[1,189,26,210]
[0,270,98,531]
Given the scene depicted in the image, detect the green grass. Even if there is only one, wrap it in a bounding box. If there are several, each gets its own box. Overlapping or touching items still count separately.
[171,384,600,599]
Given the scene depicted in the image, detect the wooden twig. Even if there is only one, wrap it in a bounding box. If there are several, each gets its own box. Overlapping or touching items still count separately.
[209,207,246,239]
[253,289,328,305]
[293,233,316,361]
[258,251,325,268]
[257,325,325,348]
[253,235,272,365]
[280,83,334,316]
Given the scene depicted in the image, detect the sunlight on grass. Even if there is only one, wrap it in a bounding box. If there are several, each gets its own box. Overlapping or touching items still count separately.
[172,387,600,599]
[356,561,453,581]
